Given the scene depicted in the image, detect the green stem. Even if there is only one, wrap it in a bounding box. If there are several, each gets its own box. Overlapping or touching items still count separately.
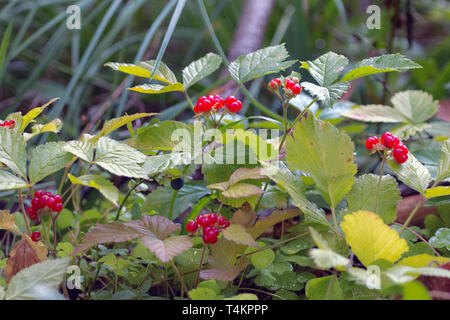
[169,260,189,297]
[373,151,387,214]
[168,189,178,221]
[194,244,207,288]
[114,179,141,221]
[399,197,425,236]
[331,207,340,235]
[18,189,31,234]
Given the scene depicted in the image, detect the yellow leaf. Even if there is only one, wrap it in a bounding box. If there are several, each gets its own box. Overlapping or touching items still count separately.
[397,254,450,268]
[0,210,20,234]
[19,98,60,132]
[341,211,408,267]
[425,186,450,198]
[128,83,184,94]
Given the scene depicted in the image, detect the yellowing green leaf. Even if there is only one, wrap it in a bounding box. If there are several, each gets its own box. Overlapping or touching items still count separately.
[397,254,450,268]
[341,211,409,267]
[105,60,178,84]
[222,224,258,247]
[68,174,119,205]
[19,98,59,132]
[128,83,184,94]
[183,53,222,89]
[425,186,450,198]
[0,210,20,234]
[24,118,63,142]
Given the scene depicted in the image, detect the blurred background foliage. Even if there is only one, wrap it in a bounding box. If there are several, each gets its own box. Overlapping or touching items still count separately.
[0,0,448,142]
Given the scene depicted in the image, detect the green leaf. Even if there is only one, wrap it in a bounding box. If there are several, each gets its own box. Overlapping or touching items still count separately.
[436,139,450,183]
[221,183,264,198]
[402,281,431,300]
[302,51,348,86]
[143,152,191,176]
[425,186,450,198]
[222,224,258,247]
[0,170,28,190]
[305,275,344,300]
[388,153,431,195]
[189,287,221,300]
[0,21,13,78]
[390,90,439,124]
[127,121,193,151]
[0,127,27,178]
[142,185,209,219]
[19,98,60,133]
[346,174,401,224]
[301,81,350,107]
[285,114,356,209]
[29,142,73,184]
[5,258,70,300]
[128,83,184,94]
[63,137,94,163]
[342,104,407,123]
[341,54,421,82]
[68,174,119,205]
[23,118,63,142]
[90,113,156,143]
[249,248,275,269]
[56,242,74,258]
[228,44,295,84]
[105,60,178,84]
[94,137,147,179]
[182,53,222,89]
[261,163,329,229]
[429,228,450,250]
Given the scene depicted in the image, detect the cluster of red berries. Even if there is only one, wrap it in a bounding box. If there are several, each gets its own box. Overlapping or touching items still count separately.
[31,231,41,242]
[0,119,15,129]
[366,132,409,164]
[269,76,302,98]
[26,190,63,220]
[186,213,231,244]
[194,95,242,114]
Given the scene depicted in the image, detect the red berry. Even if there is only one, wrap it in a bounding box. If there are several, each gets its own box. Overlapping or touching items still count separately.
[227,101,242,112]
[284,79,295,90]
[291,84,301,95]
[396,142,408,153]
[269,78,281,90]
[218,216,228,227]
[202,234,210,244]
[211,95,224,109]
[209,213,218,225]
[53,195,63,204]
[381,132,397,148]
[208,234,218,244]
[291,76,300,84]
[31,231,41,242]
[8,120,15,129]
[197,215,210,228]
[186,221,198,233]
[365,136,379,150]
[46,196,56,209]
[34,190,44,198]
[31,197,45,209]
[53,203,63,213]
[203,226,213,235]
[393,149,408,163]
[222,220,230,229]
[225,96,237,106]
[26,206,36,217]
[211,226,220,236]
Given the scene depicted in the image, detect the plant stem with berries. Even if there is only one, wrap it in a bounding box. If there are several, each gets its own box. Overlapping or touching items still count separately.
[18,188,31,234]
[194,244,207,289]
[374,150,387,214]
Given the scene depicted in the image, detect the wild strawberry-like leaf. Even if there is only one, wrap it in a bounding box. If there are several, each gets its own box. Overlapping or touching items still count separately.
[141,235,192,263]
[341,211,409,267]
[285,114,357,209]
[390,90,439,124]
[301,81,350,107]
[388,153,431,195]
[5,235,48,283]
[341,54,421,82]
[0,170,28,190]
[94,137,147,179]
[261,163,329,230]
[105,60,178,84]
[429,228,450,250]
[220,183,264,198]
[5,258,69,300]
[346,174,401,224]
[29,141,73,183]
[129,83,184,94]
[0,127,27,178]
[183,53,222,89]
[425,186,450,199]
[89,113,156,143]
[305,275,344,300]
[228,44,295,84]
[200,263,246,282]
[222,224,258,247]
[398,254,450,268]
[63,137,94,163]
[68,174,119,205]
[23,118,63,142]
[248,208,300,239]
[19,98,59,133]
[341,104,407,123]
[436,139,450,183]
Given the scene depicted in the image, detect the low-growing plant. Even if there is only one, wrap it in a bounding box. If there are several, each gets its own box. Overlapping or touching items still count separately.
[0,44,449,300]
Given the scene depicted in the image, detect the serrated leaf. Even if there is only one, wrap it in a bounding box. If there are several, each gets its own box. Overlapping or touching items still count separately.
[105,60,178,84]
[222,183,264,198]
[19,98,59,133]
[341,54,421,82]
[301,81,350,107]
[90,113,156,143]
[29,142,73,183]
[143,152,191,176]
[302,51,348,86]
[346,174,401,224]
[95,137,147,179]
[248,208,300,239]
[200,264,245,282]
[141,235,192,263]
[342,104,407,122]
[305,275,344,300]
[398,254,450,268]
[23,118,63,142]
[436,139,450,183]
[68,174,119,205]
[228,44,295,83]
[0,127,27,178]
[391,90,439,124]
[0,210,20,233]
[390,123,431,140]
[425,186,450,198]
[222,224,258,247]
[429,228,450,250]
[0,170,28,190]
[341,211,409,267]
[183,53,222,89]
[129,83,184,94]
[127,120,193,151]
[261,162,329,229]
[388,153,431,195]
[188,287,220,300]
[309,248,349,270]
[285,114,356,209]
[5,258,69,300]
[63,139,94,163]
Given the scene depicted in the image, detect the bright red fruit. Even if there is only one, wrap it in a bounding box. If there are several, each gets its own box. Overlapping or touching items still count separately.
[365,136,379,150]
[31,231,41,242]
[393,148,409,163]
[291,84,302,95]
[209,213,218,225]
[53,203,63,213]
[269,78,281,90]
[225,96,242,112]
[396,142,408,153]
[218,216,228,227]
[186,221,198,233]
[31,197,45,209]
[53,195,63,204]
[34,190,44,198]
[284,79,295,90]
[26,206,36,217]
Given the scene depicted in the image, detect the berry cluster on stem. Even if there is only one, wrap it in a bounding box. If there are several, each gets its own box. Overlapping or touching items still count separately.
[186,213,230,244]
[26,190,63,221]
[269,76,302,99]
[0,119,15,129]
[366,132,409,164]
[193,95,242,114]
